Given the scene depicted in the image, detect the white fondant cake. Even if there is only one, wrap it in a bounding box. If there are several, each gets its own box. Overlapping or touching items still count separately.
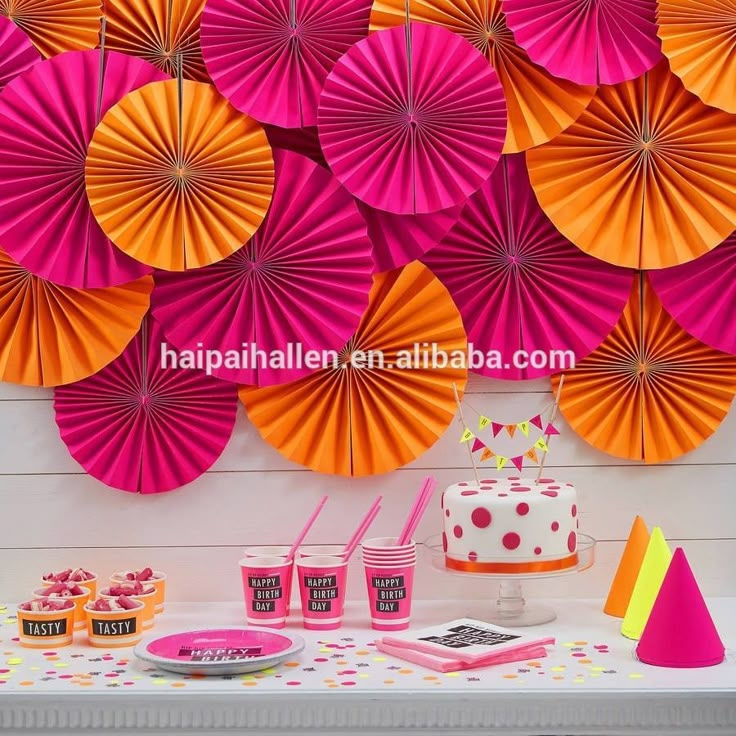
[441,477,578,571]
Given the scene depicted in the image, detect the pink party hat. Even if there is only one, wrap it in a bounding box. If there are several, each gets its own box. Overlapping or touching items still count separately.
[636,548,725,668]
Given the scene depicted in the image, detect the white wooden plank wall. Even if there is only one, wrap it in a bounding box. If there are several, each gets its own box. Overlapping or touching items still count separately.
[1,374,734,604]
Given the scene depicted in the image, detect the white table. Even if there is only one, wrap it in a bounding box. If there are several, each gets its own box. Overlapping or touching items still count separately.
[1,598,735,735]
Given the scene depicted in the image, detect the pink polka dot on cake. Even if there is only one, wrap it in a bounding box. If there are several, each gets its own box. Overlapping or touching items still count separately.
[440,492,444,509]
[471,507,492,529]
[453,525,463,538]
[468,551,478,562]
[442,532,448,552]
[534,547,542,555]
[445,509,450,517]
[568,531,577,552]
[498,493,508,497]
[516,502,529,516]
[538,478,555,484]
[551,521,559,532]
[502,532,521,550]
[481,479,496,483]
[571,504,577,517]
[460,490,478,496]
[458,482,468,486]
[547,485,560,490]
[541,490,558,497]
[507,476,520,481]
[511,486,530,492]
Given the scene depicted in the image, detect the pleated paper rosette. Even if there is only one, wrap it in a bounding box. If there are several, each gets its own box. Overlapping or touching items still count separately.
[103,0,210,81]
[0,15,40,89]
[657,0,736,114]
[0,0,101,57]
[649,233,736,355]
[319,22,506,214]
[0,50,166,288]
[152,149,374,386]
[85,78,275,271]
[527,60,736,270]
[0,247,153,387]
[369,0,595,153]
[240,261,468,477]
[503,0,662,85]
[264,124,326,167]
[422,154,634,380]
[551,276,736,463]
[201,0,372,128]
[54,316,239,494]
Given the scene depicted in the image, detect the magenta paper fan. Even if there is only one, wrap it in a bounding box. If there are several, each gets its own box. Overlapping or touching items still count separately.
[0,50,167,288]
[264,124,327,167]
[201,0,372,128]
[503,0,662,85]
[649,233,736,355]
[0,16,40,91]
[54,316,239,494]
[319,23,507,215]
[421,154,635,380]
[151,149,374,387]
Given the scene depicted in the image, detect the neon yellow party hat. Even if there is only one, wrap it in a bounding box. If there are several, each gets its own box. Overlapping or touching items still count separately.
[621,527,672,640]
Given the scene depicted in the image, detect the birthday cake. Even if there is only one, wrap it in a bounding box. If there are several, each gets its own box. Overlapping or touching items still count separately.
[441,477,579,573]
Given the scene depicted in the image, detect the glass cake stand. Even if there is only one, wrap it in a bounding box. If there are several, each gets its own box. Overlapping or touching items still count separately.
[424,533,595,627]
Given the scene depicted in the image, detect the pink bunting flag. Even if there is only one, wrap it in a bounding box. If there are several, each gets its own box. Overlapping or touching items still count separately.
[510,456,525,472]
[471,437,485,453]
[530,414,543,430]
[545,423,561,436]
[491,422,504,438]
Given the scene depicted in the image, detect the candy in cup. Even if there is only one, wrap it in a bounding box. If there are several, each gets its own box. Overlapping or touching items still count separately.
[17,599,75,648]
[33,582,90,631]
[42,568,97,598]
[111,567,166,614]
[85,596,146,648]
[101,582,156,630]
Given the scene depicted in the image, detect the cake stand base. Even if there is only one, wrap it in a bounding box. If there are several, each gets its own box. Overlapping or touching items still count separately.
[485,579,556,626]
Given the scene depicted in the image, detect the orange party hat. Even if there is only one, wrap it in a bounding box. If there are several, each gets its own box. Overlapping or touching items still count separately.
[636,548,724,668]
[604,516,650,617]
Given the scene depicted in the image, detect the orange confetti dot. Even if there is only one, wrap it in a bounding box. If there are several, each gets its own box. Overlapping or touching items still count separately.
[552,676,565,680]
[80,681,94,687]
[399,669,413,674]
[171,682,186,688]
[284,662,300,667]
[336,660,348,665]
[19,681,34,686]
[243,681,258,687]
[323,678,335,683]
[579,659,592,664]
[574,641,587,645]
[423,676,438,681]
[328,684,339,688]
[356,650,370,655]
[503,674,518,679]
[384,679,395,684]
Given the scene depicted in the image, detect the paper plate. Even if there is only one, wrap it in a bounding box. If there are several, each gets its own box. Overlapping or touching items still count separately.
[134,627,305,675]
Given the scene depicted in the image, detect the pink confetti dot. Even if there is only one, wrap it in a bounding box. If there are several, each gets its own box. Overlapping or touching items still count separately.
[0,669,9,674]
[551,521,559,532]
[498,493,508,497]
[105,673,118,678]
[568,531,577,553]
[571,504,577,517]
[442,532,448,552]
[286,681,301,686]
[541,490,558,497]
[503,532,521,550]
[460,490,478,496]
[468,552,478,562]
[45,671,56,675]
[341,670,357,675]
[445,509,450,517]
[314,658,328,663]
[571,653,586,658]
[516,502,529,516]
[593,645,609,650]
[123,681,135,686]
[42,652,56,656]
[453,525,463,538]
[341,681,356,686]
[326,644,340,649]
[102,656,114,661]
[0,681,6,685]
[534,547,542,556]
[58,675,73,679]
[470,507,491,529]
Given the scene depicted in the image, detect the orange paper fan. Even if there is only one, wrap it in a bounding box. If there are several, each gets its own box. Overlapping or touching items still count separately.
[85,79,275,271]
[369,0,595,153]
[0,247,152,387]
[657,0,736,114]
[551,276,736,463]
[527,60,736,270]
[103,0,210,82]
[240,261,468,476]
[0,0,101,57]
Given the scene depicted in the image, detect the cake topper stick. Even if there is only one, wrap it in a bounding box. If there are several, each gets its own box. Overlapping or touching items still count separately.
[453,381,480,485]
[535,373,566,484]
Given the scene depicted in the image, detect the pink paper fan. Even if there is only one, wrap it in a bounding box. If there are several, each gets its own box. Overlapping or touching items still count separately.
[649,233,736,355]
[0,16,40,90]
[264,124,326,167]
[0,50,167,288]
[54,316,239,494]
[201,0,372,128]
[504,0,662,85]
[422,154,634,380]
[319,23,506,215]
[151,149,374,387]
[358,202,463,273]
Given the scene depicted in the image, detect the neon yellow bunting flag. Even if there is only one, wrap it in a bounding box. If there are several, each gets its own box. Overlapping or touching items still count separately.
[478,415,491,431]
[460,428,475,443]
[496,455,509,470]
[535,437,549,452]
[517,421,530,436]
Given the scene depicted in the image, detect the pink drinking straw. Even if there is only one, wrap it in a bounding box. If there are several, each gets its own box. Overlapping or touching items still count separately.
[286,496,328,562]
[343,496,383,561]
[397,476,437,546]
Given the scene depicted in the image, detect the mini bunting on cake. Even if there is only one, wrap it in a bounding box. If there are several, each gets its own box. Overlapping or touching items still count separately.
[496,455,509,470]
[480,447,495,462]
[471,437,485,452]
[478,415,491,431]
[545,423,560,436]
[517,421,530,436]
[505,424,517,438]
[460,428,475,443]
[535,437,549,452]
[491,422,504,437]
[525,448,539,464]
[510,455,524,471]
[530,414,543,430]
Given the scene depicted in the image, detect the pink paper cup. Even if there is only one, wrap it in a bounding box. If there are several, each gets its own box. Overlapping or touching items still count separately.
[242,545,291,558]
[239,557,292,629]
[364,562,416,631]
[299,545,346,559]
[296,555,348,631]
[362,537,416,552]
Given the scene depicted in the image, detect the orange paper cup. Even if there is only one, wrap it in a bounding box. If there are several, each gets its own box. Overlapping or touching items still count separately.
[40,574,97,599]
[84,600,145,648]
[17,600,75,648]
[110,571,167,614]
[33,587,90,631]
[100,587,156,630]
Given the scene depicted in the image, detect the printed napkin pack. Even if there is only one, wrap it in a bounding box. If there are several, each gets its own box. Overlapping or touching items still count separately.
[375,618,555,672]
